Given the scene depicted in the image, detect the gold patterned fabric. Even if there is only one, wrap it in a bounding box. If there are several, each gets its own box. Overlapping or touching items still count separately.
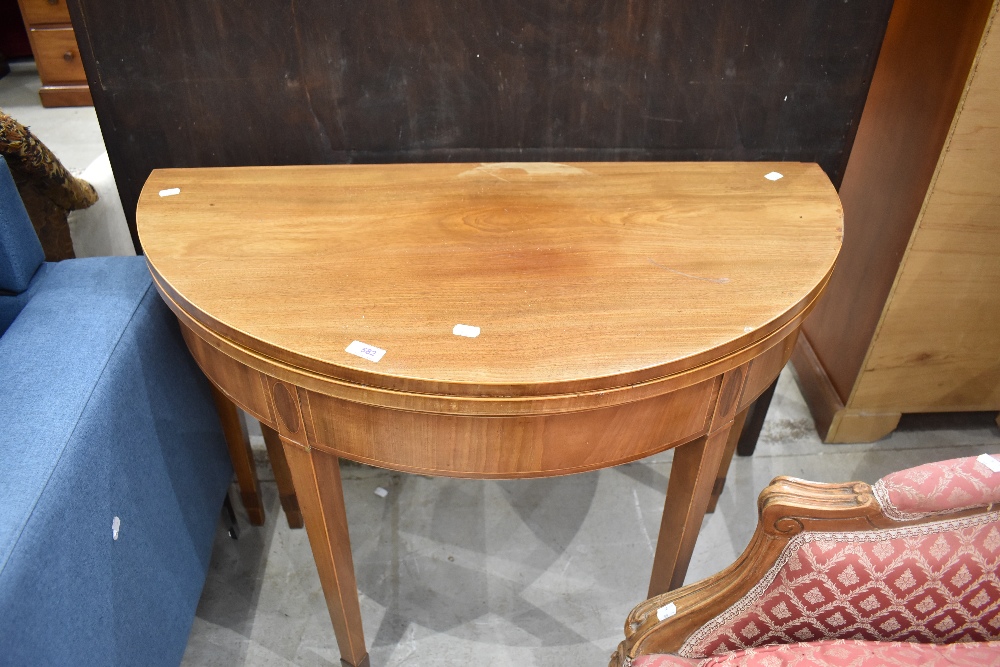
[0,110,98,261]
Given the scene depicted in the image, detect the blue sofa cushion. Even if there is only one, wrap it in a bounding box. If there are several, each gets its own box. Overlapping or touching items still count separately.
[0,256,233,666]
[0,261,53,335]
[0,156,45,294]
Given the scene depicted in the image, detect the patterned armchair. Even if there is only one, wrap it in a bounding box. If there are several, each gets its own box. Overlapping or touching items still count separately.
[613,456,1000,666]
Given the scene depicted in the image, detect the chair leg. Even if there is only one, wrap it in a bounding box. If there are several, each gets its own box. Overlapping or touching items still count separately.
[210,386,265,525]
[736,378,778,457]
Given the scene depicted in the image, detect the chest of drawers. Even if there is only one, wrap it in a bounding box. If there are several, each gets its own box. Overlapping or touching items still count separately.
[17,0,91,107]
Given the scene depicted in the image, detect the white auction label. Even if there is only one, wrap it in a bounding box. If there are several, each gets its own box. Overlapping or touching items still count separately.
[764,172,784,181]
[453,324,481,338]
[345,340,386,363]
[656,602,677,621]
[978,453,1000,473]
[159,187,181,197]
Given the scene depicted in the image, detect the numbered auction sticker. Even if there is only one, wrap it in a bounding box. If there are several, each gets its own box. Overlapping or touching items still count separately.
[345,340,386,363]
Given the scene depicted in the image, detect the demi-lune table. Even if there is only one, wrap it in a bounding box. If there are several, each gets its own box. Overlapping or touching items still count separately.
[137,162,842,667]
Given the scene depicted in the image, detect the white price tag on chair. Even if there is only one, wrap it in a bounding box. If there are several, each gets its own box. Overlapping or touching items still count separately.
[656,602,677,621]
[978,453,1000,473]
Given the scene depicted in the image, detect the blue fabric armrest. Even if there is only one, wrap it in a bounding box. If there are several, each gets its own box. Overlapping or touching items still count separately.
[0,156,45,294]
[0,256,232,666]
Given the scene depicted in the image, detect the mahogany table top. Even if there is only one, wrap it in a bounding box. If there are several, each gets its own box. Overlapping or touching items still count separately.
[138,162,842,399]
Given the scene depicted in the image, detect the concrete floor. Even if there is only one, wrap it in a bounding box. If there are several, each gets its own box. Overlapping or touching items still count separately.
[4,62,1000,667]
[0,61,106,173]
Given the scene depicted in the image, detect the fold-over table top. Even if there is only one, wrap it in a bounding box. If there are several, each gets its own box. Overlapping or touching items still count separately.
[138,162,842,398]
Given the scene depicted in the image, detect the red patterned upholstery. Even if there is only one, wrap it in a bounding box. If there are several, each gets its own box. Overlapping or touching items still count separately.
[633,654,699,666]
[618,457,1000,667]
[678,512,1000,657]
[873,456,1000,520]
[633,639,1000,666]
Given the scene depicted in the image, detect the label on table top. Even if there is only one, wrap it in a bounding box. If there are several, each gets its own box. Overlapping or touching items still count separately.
[159,187,181,197]
[978,453,1000,473]
[453,324,481,338]
[345,340,386,363]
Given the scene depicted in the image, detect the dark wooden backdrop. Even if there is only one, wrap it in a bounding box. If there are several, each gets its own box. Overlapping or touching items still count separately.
[68,0,893,251]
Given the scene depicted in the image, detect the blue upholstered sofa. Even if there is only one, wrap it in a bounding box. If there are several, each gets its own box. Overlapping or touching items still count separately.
[0,156,232,665]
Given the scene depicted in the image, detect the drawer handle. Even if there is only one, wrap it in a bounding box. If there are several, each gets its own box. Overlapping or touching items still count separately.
[63,51,74,62]
[47,0,58,4]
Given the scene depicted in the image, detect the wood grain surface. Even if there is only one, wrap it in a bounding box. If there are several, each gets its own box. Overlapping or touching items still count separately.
[19,0,72,25]
[139,162,842,400]
[800,0,995,404]
[851,4,1000,413]
[37,85,91,108]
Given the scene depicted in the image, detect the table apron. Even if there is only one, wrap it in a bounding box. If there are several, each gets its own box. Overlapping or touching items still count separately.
[178,322,798,478]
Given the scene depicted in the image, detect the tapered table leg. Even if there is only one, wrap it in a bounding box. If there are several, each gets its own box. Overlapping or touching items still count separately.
[736,379,778,457]
[705,407,750,514]
[261,423,304,528]
[210,385,265,525]
[648,421,738,597]
[282,441,369,667]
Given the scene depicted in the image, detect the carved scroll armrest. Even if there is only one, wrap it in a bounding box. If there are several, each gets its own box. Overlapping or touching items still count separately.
[612,477,881,666]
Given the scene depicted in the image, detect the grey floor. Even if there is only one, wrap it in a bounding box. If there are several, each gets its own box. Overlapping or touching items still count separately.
[4,61,1000,667]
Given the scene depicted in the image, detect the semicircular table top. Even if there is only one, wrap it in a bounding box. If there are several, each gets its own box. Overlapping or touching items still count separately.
[138,162,842,398]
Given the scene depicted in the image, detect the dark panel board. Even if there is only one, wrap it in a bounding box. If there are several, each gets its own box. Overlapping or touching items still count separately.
[68,0,893,251]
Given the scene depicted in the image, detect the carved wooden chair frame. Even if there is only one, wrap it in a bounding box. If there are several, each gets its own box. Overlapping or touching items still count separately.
[611,469,999,666]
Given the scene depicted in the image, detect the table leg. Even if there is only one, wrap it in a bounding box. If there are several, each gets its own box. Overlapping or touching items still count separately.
[210,385,265,525]
[705,407,750,514]
[647,422,736,598]
[737,378,778,457]
[282,440,369,667]
[261,423,304,529]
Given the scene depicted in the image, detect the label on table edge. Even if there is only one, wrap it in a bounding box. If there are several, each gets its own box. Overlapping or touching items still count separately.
[345,340,386,363]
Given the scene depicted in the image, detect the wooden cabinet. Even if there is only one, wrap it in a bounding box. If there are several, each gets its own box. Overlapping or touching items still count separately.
[793,0,1000,443]
[17,0,91,107]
